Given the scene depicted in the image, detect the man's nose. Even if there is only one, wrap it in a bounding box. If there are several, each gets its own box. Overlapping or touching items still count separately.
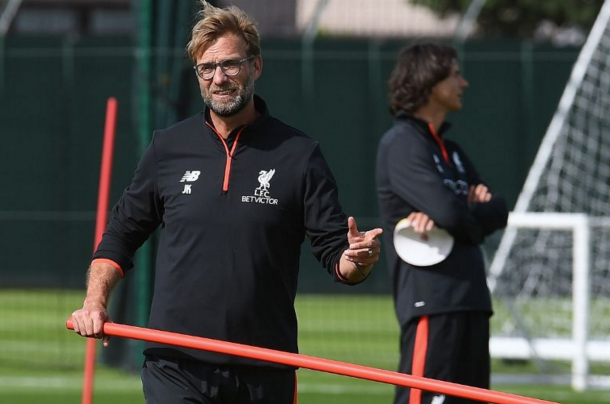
[213,66,228,84]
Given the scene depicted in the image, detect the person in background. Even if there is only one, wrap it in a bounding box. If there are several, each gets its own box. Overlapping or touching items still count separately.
[70,2,382,403]
[376,42,508,404]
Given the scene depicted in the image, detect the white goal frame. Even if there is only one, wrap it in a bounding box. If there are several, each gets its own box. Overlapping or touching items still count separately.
[489,212,610,391]
[487,0,610,392]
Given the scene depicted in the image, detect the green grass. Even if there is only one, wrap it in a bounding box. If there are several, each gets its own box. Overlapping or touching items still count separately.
[0,289,608,404]
[296,294,400,370]
[0,289,85,369]
[491,297,610,339]
[1,363,607,404]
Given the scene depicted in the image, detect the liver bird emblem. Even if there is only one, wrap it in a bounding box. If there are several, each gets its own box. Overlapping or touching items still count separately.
[257,169,275,191]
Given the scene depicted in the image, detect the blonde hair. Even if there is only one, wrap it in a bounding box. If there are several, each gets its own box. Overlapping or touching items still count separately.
[186,1,261,63]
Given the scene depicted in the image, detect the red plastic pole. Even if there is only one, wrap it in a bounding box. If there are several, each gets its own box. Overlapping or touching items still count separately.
[67,319,561,404]
[82,97,118,404]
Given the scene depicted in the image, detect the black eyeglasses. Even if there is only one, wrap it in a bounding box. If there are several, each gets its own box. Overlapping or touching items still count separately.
[193,55,255,80]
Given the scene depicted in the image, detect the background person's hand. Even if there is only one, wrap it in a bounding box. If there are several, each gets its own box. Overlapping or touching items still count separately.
[468,184,492,203]
[405,211,435,233]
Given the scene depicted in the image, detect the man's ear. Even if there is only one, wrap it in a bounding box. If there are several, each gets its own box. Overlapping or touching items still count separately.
[252,55,263,81]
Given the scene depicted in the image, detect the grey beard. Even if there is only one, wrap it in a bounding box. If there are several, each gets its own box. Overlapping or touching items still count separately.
[202,77,255,117]
[204,94,246,117]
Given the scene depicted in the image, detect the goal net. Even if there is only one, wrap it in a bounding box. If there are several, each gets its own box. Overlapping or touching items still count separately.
[487,0,610,391]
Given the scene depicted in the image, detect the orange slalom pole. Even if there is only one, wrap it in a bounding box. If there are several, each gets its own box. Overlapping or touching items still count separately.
[95,97,118,244]
[82,97,119,404]
[67,319,561,404]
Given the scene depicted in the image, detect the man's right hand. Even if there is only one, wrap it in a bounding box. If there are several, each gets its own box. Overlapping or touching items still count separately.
[70,262,121,347]
[71,302,112,346]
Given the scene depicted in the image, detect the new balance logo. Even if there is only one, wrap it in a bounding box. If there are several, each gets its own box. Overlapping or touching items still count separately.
[180,170,201,182]
[180,170,200,195]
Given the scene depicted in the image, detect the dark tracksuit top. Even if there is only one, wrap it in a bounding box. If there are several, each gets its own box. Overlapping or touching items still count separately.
[93,96,355,367]
[376,111,508,327]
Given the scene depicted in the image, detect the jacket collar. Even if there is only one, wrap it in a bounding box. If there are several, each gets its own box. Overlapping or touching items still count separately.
[394,110,452,137]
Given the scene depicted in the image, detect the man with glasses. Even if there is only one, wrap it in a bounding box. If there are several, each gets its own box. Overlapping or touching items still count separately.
[70,2,382,403]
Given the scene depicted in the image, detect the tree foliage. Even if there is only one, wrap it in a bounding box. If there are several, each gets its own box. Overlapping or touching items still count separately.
[411,0,605,37]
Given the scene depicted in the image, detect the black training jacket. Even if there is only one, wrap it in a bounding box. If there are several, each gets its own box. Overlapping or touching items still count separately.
[93,96,353,366]
[376,111,508,326]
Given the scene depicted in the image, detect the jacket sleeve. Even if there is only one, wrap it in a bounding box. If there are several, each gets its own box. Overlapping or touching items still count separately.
[92,138,164,271]
[386,132,485,245]
[454,143,509,236]
[302,144,350,280]
[470,197,509,236]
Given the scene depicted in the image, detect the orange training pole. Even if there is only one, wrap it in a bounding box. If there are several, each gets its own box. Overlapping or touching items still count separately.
[67,319,561,404]
[82,97,118,404]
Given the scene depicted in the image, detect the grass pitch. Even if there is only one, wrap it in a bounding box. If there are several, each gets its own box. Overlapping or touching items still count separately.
[0,289,608,404]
